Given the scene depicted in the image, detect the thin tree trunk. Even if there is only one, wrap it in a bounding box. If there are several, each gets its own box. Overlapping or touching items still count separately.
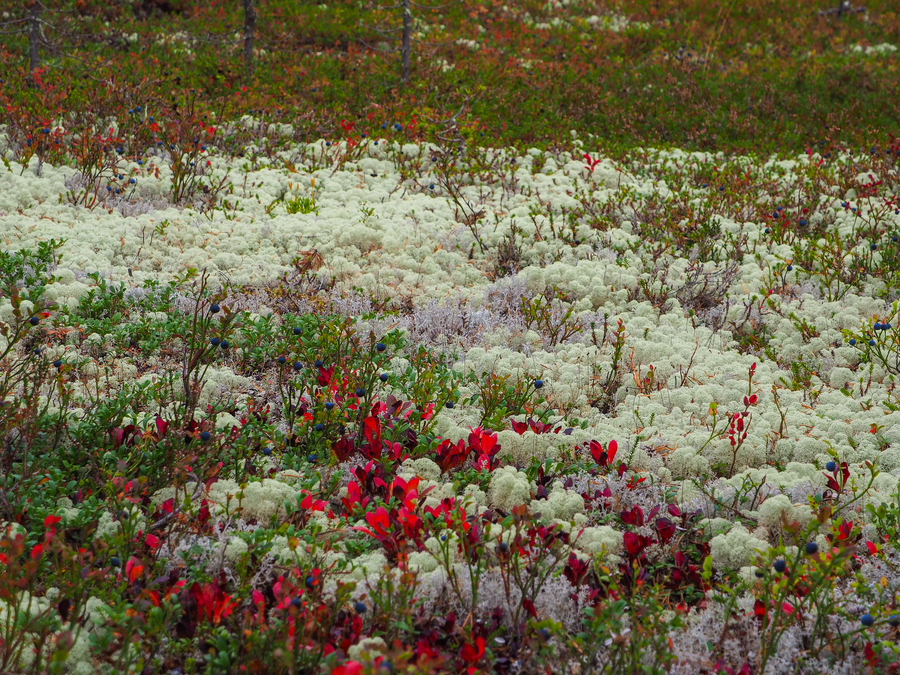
[243,0,256,81]
[401,0,411,85]
[28,1,41,78]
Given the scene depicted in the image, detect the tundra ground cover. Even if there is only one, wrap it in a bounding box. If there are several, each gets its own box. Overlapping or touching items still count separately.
[1,1,900,674]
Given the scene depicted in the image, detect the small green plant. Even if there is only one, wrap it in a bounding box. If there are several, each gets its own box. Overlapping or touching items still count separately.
[564,572,684,674]
[520,288,582,347]
[586,316,626,414]
[750,516,869,673]
[843,302,900,378]
[358,203,376,224]
[172,269,243,426]
[463,371,547,430]
[268,179,320,216]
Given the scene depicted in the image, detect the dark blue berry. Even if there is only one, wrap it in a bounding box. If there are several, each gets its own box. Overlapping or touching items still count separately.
[755,568,764,578]
[325,401,335,411]
[315,423,324,432]
[354,601,368,614]
[200,431,211,441]
[263,446,272,456]
[314,360,323,368]
[376,342,386,352]
[446,401,455,409]
[826,461,837,472]
[308,454,318,463]
[277,356,287,364]
[293,327,302,335]
[534,380,544,389]
[355,387,366,397]
[53,360,63,368]
[774,559,787,573]
[849,339,857,346]
[110,556,121,567]
[862,614,875,627]
[220,340,229,349]
[805,542,819,555]
[889,615,900,627]
[786,265,792,272]
[210,304,220,313]
[379,373,389,382]
[210,337,221,346]
[29,316,39,326]
[293,362,303,371]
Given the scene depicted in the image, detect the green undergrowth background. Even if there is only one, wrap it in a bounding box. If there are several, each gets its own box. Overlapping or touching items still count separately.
[0,0,897,158]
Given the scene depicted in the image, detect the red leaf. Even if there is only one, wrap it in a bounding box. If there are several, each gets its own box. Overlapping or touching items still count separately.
[333,435,356,461]
[190,581,238,625]
[623,532,651,558]
[656,517,676,544]
[563,552,589,586]
[753,599,766,618]
[865,641,880,667]
[197,500,211,526]
[125,556,143,584]
[363,416,381,447]
[333,663,363,675]
[620,506,644,527]
[155,415,168,438]
[522,597,537,618]
[866,540,879,555]
[460,636,485,664]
